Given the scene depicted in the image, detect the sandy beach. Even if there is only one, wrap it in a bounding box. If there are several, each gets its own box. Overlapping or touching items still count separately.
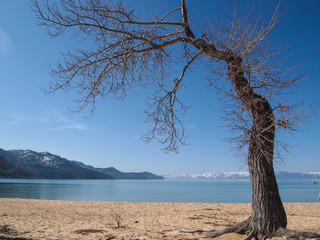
[0,198,319,240]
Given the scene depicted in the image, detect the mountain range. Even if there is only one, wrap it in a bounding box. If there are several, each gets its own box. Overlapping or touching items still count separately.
[0,148,164,180]
[1,148,318,181]
[167,171,320,181]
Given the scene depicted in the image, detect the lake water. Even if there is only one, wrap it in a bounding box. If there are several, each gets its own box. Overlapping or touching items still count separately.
[0,179,319,203]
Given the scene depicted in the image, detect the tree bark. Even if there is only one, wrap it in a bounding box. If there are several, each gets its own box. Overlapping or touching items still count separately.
[248,111,287,238]
[226,56,287,238]
[182,22,288,235]
[185,32,288,237]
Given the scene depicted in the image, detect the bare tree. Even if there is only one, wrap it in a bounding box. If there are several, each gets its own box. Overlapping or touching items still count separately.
[32,0,318,239]
[110,211,123,228]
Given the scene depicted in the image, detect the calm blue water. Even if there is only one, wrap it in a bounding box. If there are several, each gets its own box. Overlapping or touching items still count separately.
[0,179,319,203]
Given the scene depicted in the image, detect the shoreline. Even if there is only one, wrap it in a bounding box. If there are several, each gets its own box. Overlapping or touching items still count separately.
[1,198,319,240]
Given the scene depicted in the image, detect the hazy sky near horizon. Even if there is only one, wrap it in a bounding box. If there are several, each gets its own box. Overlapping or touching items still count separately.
[0,0,319,175]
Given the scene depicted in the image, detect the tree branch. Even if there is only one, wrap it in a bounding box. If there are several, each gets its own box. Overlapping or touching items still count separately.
[143,51,202,152]
[181,0,195,39]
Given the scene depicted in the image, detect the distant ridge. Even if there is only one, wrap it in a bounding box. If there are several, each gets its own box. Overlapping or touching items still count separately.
[0,148,163,180]
[167,171,320,181]
[0,148,112,179]
[167,171,250,180]
[73,161,164,180]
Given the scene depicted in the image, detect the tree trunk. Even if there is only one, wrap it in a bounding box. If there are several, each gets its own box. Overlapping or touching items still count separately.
[248,110,287,238]
[227,56,287,238]
[186,19,288,237]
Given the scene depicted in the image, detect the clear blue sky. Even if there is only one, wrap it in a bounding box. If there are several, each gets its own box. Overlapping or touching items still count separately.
[0,0,319,175]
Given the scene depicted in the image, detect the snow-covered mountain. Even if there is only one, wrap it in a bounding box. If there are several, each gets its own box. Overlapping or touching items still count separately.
[167,171,320,181]
[0,148,163,180]
[6,149,72,168]
[167,171,250,180]
[0,148,112,179]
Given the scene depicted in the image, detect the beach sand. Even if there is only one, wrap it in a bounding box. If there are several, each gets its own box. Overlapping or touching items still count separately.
[0,198,319,240]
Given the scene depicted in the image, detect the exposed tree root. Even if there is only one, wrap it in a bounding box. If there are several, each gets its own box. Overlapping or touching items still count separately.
[0,234,64,240]
[273,228,320,239]
[203,219,320,240]
[241,227,255,240]
[205,218,251,238]
[169,229,215,234]
[169,218,320,240]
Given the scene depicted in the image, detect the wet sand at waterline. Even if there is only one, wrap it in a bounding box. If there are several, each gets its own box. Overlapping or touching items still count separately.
[0,198,319,240]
